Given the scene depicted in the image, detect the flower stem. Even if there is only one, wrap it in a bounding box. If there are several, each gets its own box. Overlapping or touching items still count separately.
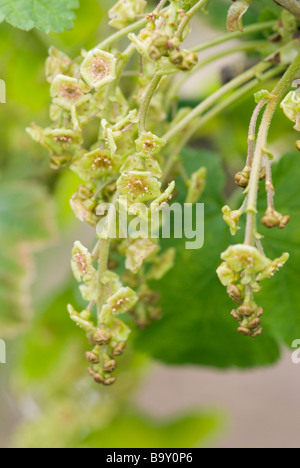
[97,18,148,50]
[162,65,285,183]
[138,73,162,135]
[191,20,276,53]
[163,61,272,142]
[176,0,210,39]
[97,193,118,326]
[245,51,300,245]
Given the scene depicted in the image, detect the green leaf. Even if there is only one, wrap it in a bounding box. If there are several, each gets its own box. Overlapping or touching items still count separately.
[0,183,56,337]
[0,0,79,33]
[258,152,300,346]
[0,183,56,243]
[134,148,280,368]
[78,411,221,449]
[0,244,33,337]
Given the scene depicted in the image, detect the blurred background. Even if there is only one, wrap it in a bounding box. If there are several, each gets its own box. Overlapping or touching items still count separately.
[1,0,300,448]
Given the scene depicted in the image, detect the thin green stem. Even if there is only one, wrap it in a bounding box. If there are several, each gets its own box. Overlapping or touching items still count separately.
[97,17,148,50]
[138,73,162,135]
[191,20,276,53]
[245,51,300,245]
[166,40,265,106]
[97,193,118,325]
[163,61,272,142]
[176,0,210,39]
[161,65,285,183]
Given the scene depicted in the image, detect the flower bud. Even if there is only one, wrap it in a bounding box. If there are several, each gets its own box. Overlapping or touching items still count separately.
[252,327,263,338]
[278,215,290,229]
[222,205,241,236]
[86,351,100,364]
[93,329,111,346]
[103,377,116,386]
[227,284,244,305]
[237,304,253,317]
[186,167,206,204]
[261,214,280,228]
[112,341,126,356]
[248,317,261,329]
[235,170,249,187]
[108,0,147,30]
[103,359,118,373]
[238,326,252,336]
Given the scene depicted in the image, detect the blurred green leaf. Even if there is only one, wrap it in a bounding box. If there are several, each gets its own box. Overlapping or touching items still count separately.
[0,244,32,337]
[258,152,300,346]
[78,411,221,449]
[134,148,281,368]
[0,0,79,33]
[0,183,56,243]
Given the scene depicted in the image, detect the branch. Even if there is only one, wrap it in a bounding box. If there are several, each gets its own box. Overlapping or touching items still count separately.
[273,0,300,21]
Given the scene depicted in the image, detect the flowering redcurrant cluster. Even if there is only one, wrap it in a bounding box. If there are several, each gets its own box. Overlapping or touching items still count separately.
[27,0,204,385]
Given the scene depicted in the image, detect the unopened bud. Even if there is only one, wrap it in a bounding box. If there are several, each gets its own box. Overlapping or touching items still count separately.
[227,284,243,305]
[261,215,279,228]
[103,377,116,386]
[248,318,261,329]
[231,309,241,321]
[93,329,111,346]
[235,171,249,187]
[251,327,263,338]
[112,341,126,356]
[278,215,290,229]
[238,326,251,336]
[86,352,100,364]
[237,304,253,317]
[103,359,118,373]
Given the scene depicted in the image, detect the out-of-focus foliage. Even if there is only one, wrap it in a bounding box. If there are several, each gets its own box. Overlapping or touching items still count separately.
[135,148,281,368]
[11,284,221,448]
[2,0,300,449]
[0,0,79,33]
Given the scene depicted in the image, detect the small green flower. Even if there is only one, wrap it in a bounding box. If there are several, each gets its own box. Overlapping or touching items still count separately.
[121,155,163,178]
[281,90,300,131]
[46,46,73,83]
[148,248,176,280]
[70,187,98,227]
[221,244,271,275]
[117,171,161,203]
[81,148,121,179]
[136,131,166,158]
[68,304,95,333]
[51,75,90,111]
[256,252,289,281]
[126,239,158,274]
[186,167,206,204]
[151,181,175,209]
[81,49,117,90]
[71,241,96,283]
[27,124,82,154]
[222,205,241,236]
[100,287,138,323]
[108,0,147,30]
[216,261,240,287]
